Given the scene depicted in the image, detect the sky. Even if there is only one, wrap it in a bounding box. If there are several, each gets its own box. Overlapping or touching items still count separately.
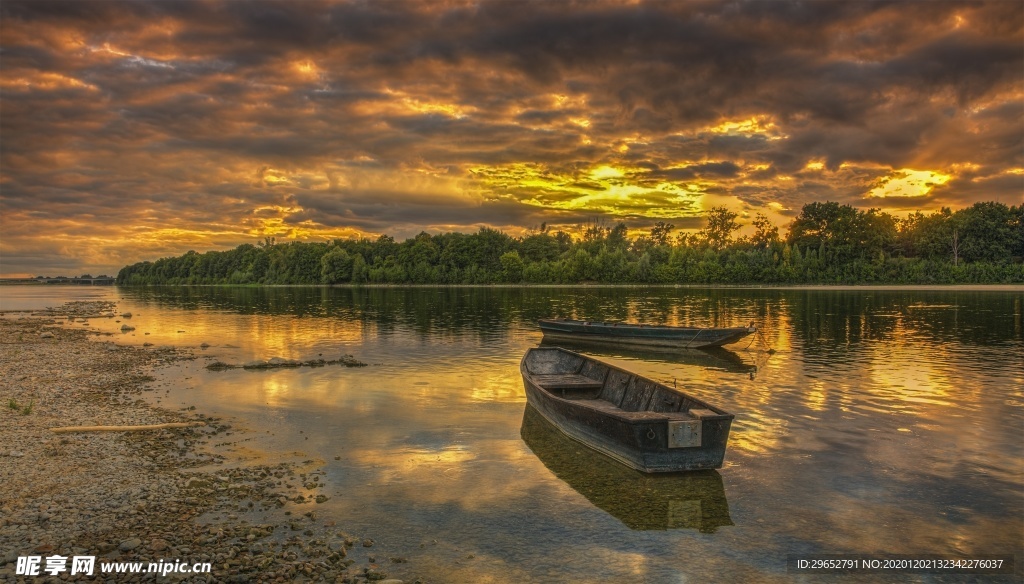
[1,0,1022,277]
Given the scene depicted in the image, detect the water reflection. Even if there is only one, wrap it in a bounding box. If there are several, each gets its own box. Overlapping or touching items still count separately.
[117,286,776,334]
[520,405,733,533]
[118,286,1022,351]
[786,290,1024,357]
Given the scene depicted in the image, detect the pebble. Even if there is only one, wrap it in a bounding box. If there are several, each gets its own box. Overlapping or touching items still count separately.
[150,538,170,551]
[0,303,415,584]
[118,538,142,551]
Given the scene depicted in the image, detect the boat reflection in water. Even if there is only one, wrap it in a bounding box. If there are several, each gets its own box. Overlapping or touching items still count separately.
[520,404,733,532]
[539,338,757,377]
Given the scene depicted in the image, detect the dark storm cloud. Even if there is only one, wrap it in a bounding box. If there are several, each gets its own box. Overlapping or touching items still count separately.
[289,188,600,239]
[0,0,1021,275]
[647,162,743,181]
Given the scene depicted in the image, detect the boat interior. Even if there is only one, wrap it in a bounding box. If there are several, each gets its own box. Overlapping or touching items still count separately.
[523,347,720,420]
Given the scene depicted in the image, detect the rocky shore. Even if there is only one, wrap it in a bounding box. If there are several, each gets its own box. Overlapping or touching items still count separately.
[0,302,411,583]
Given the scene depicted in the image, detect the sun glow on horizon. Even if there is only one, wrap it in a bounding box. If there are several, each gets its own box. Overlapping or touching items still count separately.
[868,169,952,199]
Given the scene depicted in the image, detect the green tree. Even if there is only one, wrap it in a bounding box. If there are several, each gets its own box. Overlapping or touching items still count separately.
[1011,204,1024,259]
[699,207,738,250]
[955,202,1015,263]
[320,247,353,284]
[650,222,675,246]
[788,202,856,251]
[115,201,1023,287]
[399,232,440,267]
[606,222,629,252]
[565,248,595,282]
[751,213,779,250]
[581,221,608,254]
[788,202,895,263]
[499,250,525,282]
[899,208,954,260]
[350,254,368,284]
[521,233,563,262]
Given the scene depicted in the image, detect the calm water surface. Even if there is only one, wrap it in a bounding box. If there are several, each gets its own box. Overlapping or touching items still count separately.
[3,285,1022,582]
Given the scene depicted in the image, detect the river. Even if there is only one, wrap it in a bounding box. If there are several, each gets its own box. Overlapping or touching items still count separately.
[2,285,1021,582]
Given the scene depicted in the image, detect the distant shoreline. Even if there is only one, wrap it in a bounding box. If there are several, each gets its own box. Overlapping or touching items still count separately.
[3,281,1022,292]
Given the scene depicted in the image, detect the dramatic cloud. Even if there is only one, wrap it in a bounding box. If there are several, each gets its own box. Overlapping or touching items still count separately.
[1,0,1021,276]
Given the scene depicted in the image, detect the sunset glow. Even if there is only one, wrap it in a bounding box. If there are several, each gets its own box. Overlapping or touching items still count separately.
[868,169,953,199]
[1,1,1021,277]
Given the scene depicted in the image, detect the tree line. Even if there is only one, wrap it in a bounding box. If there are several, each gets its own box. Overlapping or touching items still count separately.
[116,201,1024,286]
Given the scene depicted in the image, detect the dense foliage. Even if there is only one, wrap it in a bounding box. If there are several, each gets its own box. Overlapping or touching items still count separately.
[117,201,1024,285]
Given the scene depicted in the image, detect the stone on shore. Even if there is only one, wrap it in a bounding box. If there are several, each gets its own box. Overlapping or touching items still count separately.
[339,354,368,367]
[205,361,239,371]
[267,357,302,367]
[118,538,142,551]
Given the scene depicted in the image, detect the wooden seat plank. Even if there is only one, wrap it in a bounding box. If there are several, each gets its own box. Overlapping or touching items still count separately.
[578,398,671,420]
[532,373,604,390]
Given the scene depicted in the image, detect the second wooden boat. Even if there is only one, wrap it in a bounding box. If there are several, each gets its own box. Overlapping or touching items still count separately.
[521,346,735,472]
[537,338,757,376]
[539,318,756,349]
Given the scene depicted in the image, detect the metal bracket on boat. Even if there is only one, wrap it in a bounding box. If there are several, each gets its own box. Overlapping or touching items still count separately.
[667,419,701,448]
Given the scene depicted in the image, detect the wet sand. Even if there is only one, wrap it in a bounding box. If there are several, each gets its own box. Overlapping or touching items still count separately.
[0,302,413,583]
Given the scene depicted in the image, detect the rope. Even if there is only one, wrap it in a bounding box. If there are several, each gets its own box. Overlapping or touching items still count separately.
[745,332,757,350]
[683,327,706,348]
[756,328,776,354]
[743,324,776,354]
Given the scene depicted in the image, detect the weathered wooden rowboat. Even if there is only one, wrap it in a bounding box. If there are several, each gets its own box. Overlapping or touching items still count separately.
[538,318,756,349]
[538,338,757,376]
[520,347,735,473]
[520,404,733,531]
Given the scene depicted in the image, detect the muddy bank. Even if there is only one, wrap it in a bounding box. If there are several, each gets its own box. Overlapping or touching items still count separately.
[0,303,414,583]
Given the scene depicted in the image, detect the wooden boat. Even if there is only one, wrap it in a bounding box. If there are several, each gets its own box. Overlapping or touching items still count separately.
[538,338,757,376]
[521,404,732,532]
[520,346,735,473]
[538,318,756,349]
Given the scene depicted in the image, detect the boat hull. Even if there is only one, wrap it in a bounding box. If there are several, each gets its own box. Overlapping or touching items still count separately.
[538,319,755,349]
[537,338,757,375]
[520,404,733,531]
[521,347,733,473]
